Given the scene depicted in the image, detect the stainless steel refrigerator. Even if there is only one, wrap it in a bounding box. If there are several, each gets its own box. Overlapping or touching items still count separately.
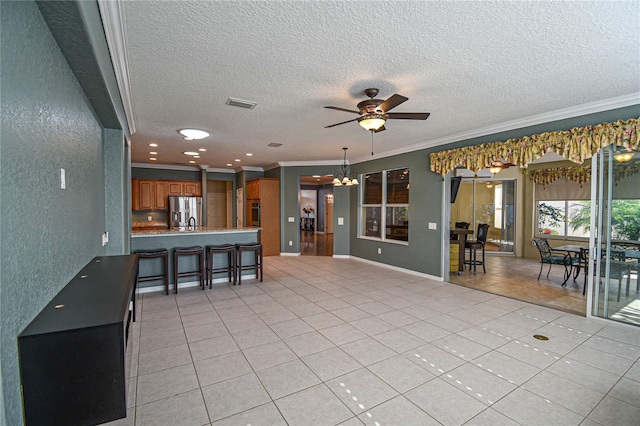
[168,196,203,228]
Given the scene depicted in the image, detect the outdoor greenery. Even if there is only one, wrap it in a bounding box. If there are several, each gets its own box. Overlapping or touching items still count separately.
[539,200,640,240]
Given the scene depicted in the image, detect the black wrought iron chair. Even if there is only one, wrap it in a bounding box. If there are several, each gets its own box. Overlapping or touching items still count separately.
[533,238,571,281]
[464,223,490,273]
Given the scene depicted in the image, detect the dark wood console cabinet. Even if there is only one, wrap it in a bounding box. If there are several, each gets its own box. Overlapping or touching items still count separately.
[18,255,138,426]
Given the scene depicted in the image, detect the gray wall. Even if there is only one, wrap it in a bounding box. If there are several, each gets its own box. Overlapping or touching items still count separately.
[1,2,128,424]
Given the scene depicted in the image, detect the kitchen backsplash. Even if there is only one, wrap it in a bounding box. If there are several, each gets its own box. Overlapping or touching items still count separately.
[131,210,168,225]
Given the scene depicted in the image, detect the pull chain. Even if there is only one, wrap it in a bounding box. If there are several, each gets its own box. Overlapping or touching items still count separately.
[370,130,374,155]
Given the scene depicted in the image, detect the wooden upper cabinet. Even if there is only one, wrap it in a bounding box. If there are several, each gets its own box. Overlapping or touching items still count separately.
[137,180,154,210]
[183,181,201,196]
[245,180,260,200]
[167,181,183,196]
[132,179,201,210]
[154,181,168,210]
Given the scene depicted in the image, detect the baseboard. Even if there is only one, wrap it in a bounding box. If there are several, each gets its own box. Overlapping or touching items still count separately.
[350,256,444,281]
[332,254,350,259]
[137,274,257,294]
[280,252,301,256]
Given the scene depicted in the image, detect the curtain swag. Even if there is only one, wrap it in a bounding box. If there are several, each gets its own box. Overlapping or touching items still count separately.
[429,118,639,177]
[528,165,591,187]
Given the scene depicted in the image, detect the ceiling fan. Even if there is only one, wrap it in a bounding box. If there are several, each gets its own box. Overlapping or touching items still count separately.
[324,88,430,132]
[488,160,516,174]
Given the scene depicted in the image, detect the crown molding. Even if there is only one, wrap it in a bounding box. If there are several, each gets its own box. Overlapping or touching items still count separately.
[351,93,640,164]
[98,0,136,135]
[277,160,346,167]
[131,162,199,171]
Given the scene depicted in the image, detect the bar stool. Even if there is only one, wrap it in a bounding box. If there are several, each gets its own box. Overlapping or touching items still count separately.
[235,243,263,285]
[134,248,169,295]
[173,246,205,293]
[205,244,236,287]
[464,223,490,273]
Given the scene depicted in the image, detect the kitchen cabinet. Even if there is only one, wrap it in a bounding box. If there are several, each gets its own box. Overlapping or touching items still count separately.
[18,255,138,426]
[246,178,280,256]
[132,179,201,210]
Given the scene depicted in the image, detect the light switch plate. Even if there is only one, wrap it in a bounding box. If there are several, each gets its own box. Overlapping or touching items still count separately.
[338,217,344,225]
[288,217,295,222]
[428,222,437,230]
[60,168,66,189]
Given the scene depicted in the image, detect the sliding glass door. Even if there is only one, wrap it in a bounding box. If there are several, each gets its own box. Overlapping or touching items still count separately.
[589,146,639,326]
[451,179,516,253]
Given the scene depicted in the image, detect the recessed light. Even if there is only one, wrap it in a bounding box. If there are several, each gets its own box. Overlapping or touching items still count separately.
[234,159,241,162]
[193,155,200,159]
[183,151,199,156]
[150,157,157,161]
[149,151,157,155]
[189,160,196,164]
[179,129,210,140]
[226,163,233,167]
[312,175,321,178]
[198,148,206,152]
[246,153,253,156]
[149,143,158,147]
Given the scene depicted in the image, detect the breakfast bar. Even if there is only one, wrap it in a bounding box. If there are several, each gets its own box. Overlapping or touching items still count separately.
[131,227,261,291]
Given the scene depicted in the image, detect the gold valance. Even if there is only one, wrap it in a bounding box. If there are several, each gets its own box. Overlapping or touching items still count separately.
[528,165,591,187]
[429,118,640,176]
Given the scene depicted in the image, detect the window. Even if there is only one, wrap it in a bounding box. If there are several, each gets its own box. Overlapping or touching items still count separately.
[360,168,409,242]
[537,200,590,238]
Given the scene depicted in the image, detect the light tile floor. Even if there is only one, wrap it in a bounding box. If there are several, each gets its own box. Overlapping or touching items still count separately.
[108,256,640,426]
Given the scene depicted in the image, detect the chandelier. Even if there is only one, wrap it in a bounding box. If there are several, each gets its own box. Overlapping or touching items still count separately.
[333,148,359,186]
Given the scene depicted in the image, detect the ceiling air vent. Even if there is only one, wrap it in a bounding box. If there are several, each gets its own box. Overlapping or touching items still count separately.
[225,97,257,109]
[267,142,282,147]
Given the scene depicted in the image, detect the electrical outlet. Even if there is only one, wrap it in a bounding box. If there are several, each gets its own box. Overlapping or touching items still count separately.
[101,232,109,246]
[289,240,293,246]
[147,215,153,221]
[377,248,382,254]
[60,168,66,189]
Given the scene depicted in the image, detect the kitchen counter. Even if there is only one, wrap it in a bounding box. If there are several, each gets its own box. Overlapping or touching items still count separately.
[131,227,262,291]
[132,226,260,237]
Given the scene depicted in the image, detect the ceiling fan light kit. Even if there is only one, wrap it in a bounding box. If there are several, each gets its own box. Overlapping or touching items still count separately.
[613,149,634,162]
[358,114,386,131]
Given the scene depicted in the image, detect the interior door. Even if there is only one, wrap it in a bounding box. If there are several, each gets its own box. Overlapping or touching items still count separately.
[324,195,334,234]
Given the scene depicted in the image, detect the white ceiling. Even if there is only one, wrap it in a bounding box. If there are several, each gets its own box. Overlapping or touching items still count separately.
[115,0,640,170]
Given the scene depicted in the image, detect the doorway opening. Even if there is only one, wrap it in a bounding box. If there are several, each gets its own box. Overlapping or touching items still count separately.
[300,176,334,256]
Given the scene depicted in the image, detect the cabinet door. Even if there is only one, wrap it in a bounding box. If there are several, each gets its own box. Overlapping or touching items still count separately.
[154,181,167,210]
[167,181,183,196]
[246,180,259,199]
[184,181,201,196]
[138,180,154,210]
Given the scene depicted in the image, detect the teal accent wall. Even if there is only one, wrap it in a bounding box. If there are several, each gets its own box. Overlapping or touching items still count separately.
[1,2,128,423]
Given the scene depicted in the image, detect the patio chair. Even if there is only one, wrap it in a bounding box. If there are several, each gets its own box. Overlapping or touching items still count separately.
[533,238,571,281]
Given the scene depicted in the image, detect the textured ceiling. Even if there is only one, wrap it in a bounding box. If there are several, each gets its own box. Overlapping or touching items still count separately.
[120,0,640,170]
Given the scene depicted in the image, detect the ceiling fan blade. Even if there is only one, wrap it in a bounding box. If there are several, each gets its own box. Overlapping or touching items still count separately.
[374,125,386,133]
[386,112,430,120]
[324,117,360,128]
[324,106,360,114]
[378,94,408,112]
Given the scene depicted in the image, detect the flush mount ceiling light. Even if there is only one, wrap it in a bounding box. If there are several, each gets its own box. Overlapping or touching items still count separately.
[178,129,210,140]
[183,151,199,156]
[333,148,359,187]
[358,113,386,131]
[613,149,634,162]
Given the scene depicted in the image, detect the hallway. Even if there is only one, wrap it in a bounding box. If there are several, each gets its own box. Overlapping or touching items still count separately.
[300,231,333,257]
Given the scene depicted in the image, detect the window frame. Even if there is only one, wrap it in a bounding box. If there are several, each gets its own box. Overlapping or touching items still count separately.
[359,167,409,245]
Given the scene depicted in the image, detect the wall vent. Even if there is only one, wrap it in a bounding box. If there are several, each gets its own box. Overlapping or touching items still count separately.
[267,142,282,148]
[225,97,257,109]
